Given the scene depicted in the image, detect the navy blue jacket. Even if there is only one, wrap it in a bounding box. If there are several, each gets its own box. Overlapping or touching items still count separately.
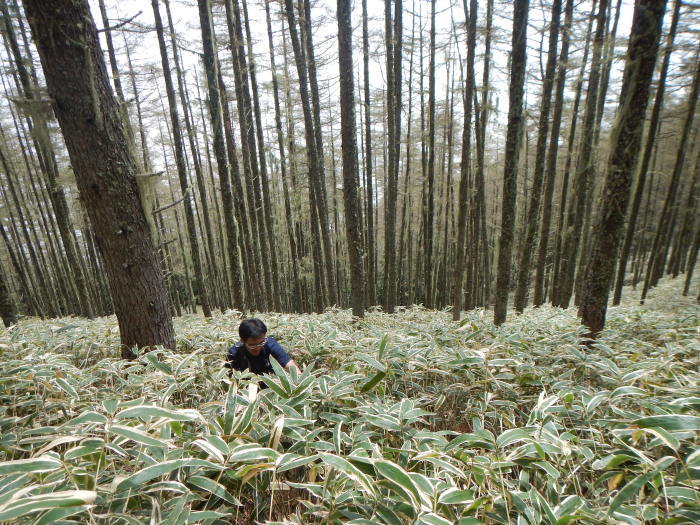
[225,337,291,375]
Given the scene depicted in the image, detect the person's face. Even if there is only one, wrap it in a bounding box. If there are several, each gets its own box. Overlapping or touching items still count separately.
[243,335,267,356]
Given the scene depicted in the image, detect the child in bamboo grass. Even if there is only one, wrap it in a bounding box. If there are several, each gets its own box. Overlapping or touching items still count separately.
[225,318,298,380]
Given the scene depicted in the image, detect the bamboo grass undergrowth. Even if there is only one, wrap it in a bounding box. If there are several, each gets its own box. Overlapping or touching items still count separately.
[0,276,698,524]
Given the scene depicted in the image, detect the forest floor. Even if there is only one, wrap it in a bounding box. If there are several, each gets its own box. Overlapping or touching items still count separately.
[0,276,698,524]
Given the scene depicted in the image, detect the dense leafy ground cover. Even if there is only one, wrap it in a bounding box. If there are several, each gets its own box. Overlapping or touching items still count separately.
[0,278,698,524]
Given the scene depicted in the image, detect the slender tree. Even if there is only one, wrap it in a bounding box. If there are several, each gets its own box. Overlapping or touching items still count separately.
[197,0,243,309]
[452,0,476,321]
[152,0,211,317]
[534,0,574,306]
[493,0,529,325]
[641,54,700,302]
[612,4,679,303]
[514,0,561,313]
[579,0,666,336]
[337,0,365,317]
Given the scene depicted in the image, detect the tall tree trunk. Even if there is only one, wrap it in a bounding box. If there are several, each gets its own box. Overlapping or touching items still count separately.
[550,3,596,304]
[474,0,493,307]
[383,0,402,313]
[152,0,211,317]
[24,0,174,354]
[283,0,331,310]
[337,0,365,317]
[579,0,666,336]
[300,0,338,306]
[452,0,477,321]
[514,0,561,313]
[362,0,376,307]
[612,2,679,303]
[225,0,270,311]
[493,0,529,325]
[557,0,609,308]
[641,55,700,302]
[241,0,282,311]
[533,0,573,307]
[164,0,221,309]
[2,2,93,318]
[265,0,302,312]
[423,0,436,308]
[197,0,243,310]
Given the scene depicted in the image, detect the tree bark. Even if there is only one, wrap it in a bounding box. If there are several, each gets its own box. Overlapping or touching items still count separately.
[152,0,211,318]
[452,0,477,321]
[514,0,561,313]
[493,0,529,325]
[197,0,243,310]
[337,0,365,318]
[579,0,666,336]
[23,0,174,355]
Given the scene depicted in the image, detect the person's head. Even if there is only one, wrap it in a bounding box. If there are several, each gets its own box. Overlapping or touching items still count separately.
[239,318,267,356]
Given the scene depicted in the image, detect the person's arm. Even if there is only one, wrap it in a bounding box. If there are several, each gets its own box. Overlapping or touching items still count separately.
[266,337,295,370]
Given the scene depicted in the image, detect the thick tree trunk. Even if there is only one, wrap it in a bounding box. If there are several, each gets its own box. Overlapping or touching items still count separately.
[612,0,681,305]
[23,0,174,355]
[493,0,528,326]
[579,0,666,336]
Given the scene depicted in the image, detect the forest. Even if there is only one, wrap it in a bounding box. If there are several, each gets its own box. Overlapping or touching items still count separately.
[0,0,698,523]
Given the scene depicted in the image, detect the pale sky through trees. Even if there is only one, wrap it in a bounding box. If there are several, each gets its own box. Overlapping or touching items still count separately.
[93,0,644,185]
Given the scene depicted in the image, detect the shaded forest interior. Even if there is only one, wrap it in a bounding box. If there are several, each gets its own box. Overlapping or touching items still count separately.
[0,0,699,349]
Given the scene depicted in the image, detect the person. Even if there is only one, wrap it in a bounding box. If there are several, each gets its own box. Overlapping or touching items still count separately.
[225,318,297,381]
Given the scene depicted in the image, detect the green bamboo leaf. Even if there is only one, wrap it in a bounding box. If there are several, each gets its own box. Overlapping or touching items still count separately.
[186,511,230,522]
[59,411,107,428]
[634,415,700,431]
[608,471,657,514]
[187,475,241,505]
[374,460,420,505]
[360,371,386,393]
[592,454,636,470]
[377,334,389,360]
[275,453,318,473]
[639,427,680,451]
[438,488,475,504]
[228,444,278,463]
[34,505,89,525]
[110,425,169,448]
[191,438,226,463]
[54,377,79,399]
[496,428,531,448]
[318,453,375,495]
[115,458,223,492]
[0,456,61,475]
[0,490,95,521]
[115,405,200,422]
[416,513,452,525]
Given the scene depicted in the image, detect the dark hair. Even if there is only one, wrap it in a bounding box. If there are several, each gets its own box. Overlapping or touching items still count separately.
[239,318,267,340]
